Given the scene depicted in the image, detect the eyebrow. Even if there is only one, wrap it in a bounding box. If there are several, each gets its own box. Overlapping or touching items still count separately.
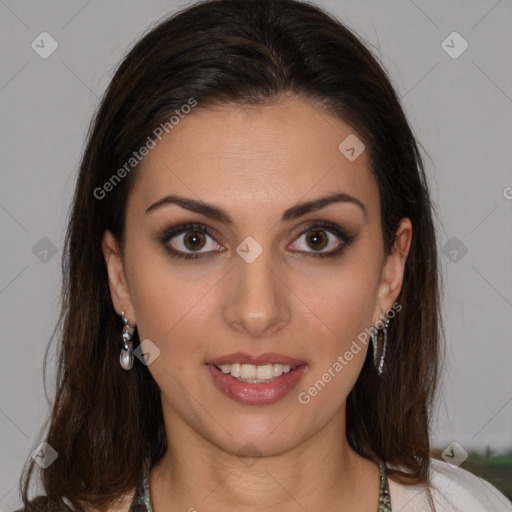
[145,192,367,223]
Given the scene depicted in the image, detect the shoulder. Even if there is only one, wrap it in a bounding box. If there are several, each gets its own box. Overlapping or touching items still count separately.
[388,458,512,512]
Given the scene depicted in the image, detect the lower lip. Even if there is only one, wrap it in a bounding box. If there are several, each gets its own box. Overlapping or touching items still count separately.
[206,364,307,405]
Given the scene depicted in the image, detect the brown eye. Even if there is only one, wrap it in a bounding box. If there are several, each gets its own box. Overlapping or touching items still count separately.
[183,231,207,251]
[305,229,328,251]
[161,223,223,259]
[161,221,356,261]
[289,221,357,258]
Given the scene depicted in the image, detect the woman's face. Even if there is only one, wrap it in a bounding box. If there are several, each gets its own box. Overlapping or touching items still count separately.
[103,96,411,457]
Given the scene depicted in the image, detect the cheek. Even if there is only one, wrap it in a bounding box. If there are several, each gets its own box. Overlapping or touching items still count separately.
[126,241,219,363]
[131,277,204,341]
[296,275,374,388]
[295,256,381,345]
[292,267,379,411]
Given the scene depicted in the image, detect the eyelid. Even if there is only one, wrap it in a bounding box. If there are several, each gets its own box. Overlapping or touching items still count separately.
[293,219,352,238]
[288,220,356,254]
[159,220,356,258]
[159,222,223,254]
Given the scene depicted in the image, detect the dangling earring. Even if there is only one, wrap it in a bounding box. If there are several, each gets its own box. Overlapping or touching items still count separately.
[371,313,390,375]
[119,311,135,370]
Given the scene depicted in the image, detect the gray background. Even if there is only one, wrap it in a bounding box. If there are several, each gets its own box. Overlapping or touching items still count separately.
[1,0,511,509]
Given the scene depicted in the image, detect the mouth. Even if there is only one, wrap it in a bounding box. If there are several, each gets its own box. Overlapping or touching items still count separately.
[205,357,308,405]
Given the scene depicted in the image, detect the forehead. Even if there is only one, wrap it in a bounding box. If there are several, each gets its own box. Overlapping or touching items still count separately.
[128,97,378,221]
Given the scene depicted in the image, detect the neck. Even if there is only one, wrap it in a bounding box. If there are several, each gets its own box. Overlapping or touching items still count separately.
[149,402,380,512]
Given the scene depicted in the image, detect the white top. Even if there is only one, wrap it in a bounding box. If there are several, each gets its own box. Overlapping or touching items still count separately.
[388,458,512,511]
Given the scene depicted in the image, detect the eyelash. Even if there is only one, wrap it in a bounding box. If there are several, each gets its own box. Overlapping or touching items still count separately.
[159,221,357,260]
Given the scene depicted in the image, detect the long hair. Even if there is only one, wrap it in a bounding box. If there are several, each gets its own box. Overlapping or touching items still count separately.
[18,1,443,510]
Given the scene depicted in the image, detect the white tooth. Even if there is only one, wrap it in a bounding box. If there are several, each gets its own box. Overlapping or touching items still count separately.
[230,363,241,378]
[220,362,295,380]
[256,364,274,380]
[237,377,272,383]
[273,364,284,377]
[240,364,257,379]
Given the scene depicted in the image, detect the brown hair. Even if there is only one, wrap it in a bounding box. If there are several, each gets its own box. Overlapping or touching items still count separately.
[18,0,443,510]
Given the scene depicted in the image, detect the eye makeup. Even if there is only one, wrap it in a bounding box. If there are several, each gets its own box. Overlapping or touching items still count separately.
[156,220,358,261]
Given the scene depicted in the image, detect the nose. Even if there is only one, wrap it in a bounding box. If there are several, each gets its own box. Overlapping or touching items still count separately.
[222,246,291,338]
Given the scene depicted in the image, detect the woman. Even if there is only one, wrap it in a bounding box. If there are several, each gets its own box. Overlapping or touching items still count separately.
[16,0,512,511]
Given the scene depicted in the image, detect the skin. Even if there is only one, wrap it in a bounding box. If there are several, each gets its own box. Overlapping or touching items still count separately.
[102,95,412,512]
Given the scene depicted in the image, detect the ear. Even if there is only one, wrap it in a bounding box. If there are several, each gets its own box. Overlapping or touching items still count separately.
[372,217,412,324]
[101,230,136,326]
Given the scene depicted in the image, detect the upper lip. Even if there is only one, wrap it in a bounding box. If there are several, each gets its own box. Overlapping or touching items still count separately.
[207,352,307,368]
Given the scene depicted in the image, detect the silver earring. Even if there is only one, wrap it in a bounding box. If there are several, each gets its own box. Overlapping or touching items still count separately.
[371,314,390,375]
[119,311,135,370]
